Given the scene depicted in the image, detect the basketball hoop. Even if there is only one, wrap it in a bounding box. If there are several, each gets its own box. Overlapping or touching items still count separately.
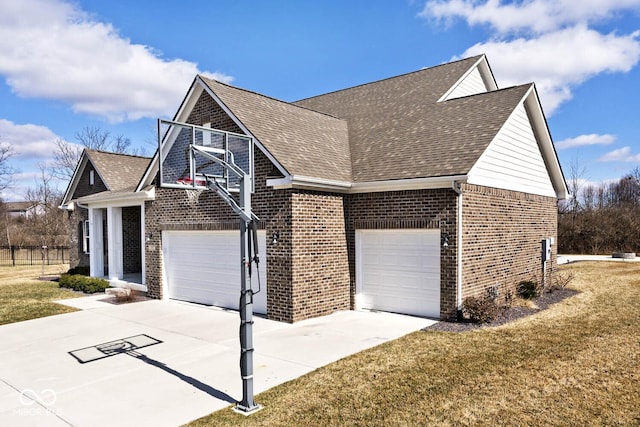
[184,188,203,207]
[158,118,260,414]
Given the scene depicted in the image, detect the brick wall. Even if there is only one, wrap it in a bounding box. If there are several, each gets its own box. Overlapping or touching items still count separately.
[290,191,350,322]
[344,189,459,320]
[460,183,557,302]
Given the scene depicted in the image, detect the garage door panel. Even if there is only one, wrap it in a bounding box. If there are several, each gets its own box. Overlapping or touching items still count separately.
[356,229,440,318]
[163,230,267,314]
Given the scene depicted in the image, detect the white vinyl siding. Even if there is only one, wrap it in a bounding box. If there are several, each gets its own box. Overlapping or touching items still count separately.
[356,229,440,318]
[442,67,488,101]
[468,102,556,197]
[162,230,267,314]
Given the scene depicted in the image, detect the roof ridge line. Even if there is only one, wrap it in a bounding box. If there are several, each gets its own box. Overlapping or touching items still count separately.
[198,76,346,122]
[294,55,484,103]
[86,148,152,160]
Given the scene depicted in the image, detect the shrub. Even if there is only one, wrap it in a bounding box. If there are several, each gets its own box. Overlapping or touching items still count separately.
[553,271,576,291]
[462,295,500,324]
[517,280,540,299]
[67,266,90,276]
[59,274,109,294]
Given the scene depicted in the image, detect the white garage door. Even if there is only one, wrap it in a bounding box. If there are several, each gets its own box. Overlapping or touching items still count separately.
[356,229,440,318]
[162,230,267,314]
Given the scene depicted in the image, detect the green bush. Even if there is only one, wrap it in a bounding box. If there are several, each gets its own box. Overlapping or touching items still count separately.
[59,274,109,294]
[517,280,540,299]
[462,295,500,324]
[67,266,90,276]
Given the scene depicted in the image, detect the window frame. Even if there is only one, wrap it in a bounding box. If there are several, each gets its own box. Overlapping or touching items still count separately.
[82,220,90,254]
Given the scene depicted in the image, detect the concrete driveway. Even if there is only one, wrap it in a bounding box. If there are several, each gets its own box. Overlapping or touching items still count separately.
[0,296,433,426]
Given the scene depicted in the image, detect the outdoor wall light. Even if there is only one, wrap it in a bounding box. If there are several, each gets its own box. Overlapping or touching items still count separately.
[145,232,153,243]
[271,231,279,245]
[442,232,450,248]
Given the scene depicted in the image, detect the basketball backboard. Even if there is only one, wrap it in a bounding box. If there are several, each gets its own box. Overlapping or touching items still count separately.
[158,119,253,191]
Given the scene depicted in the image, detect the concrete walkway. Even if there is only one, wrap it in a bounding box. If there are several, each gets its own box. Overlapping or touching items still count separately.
[0,297,434,427]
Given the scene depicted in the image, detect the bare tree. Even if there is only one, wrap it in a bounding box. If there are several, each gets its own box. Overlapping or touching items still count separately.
[567,154,588,213]
[50,126,136,181]
[50,138,82,181]
[112,134,132,154]
[0,137,16,191]
[25,164,67,246]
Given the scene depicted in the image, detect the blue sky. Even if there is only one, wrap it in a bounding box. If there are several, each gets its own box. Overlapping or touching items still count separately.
[1,0,639,201]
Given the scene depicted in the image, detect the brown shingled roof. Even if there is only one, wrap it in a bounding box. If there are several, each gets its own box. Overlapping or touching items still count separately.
[86,150,151,192]
[199,77,352,182]
[293,55,525,181]
[143,56,544,189]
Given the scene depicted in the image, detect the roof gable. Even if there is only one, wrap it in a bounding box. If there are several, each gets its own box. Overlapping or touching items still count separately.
[62,149,151,206]
[468,95,556,196]
[199,77,352,183]
[85,150,151,192]
[439,55,498,101]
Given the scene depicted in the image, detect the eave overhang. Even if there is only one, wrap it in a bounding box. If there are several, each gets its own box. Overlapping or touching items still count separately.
[68,187,155,209]
[267,175,469,193]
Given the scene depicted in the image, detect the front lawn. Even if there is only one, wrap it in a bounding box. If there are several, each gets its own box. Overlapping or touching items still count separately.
[0,264,80,325]
[190,262,640,426]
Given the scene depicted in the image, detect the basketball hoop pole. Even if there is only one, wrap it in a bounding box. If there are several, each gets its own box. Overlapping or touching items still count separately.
[187,143,261,414]
[236,174,261,414]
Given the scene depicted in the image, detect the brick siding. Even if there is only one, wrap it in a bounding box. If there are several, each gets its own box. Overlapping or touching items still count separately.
[460,183,558,302]
[290,191,350,321]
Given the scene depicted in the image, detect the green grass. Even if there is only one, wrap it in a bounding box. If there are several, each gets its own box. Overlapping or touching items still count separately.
[0,264,80,325]
[188,262,640,426]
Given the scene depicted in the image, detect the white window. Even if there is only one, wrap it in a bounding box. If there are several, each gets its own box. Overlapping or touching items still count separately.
[83,220,90,254]
[89,170,95,186]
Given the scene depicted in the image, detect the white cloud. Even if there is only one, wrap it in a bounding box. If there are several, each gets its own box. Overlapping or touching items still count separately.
[0,119,68,159]
[0,0,233,123]
[421,0,640,34]
[555,133,617,149]
[598,146,640,162]
[420,1,640,115]
[460,26,640,114]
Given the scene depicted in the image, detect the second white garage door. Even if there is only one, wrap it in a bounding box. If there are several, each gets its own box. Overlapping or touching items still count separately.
[162,230,267,314]
[356,229,440,318]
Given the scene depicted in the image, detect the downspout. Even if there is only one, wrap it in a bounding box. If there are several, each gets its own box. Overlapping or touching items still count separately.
[452,181,463,319]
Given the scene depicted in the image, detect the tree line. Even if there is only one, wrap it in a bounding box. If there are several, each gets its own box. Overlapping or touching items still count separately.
[558,167,640,254]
